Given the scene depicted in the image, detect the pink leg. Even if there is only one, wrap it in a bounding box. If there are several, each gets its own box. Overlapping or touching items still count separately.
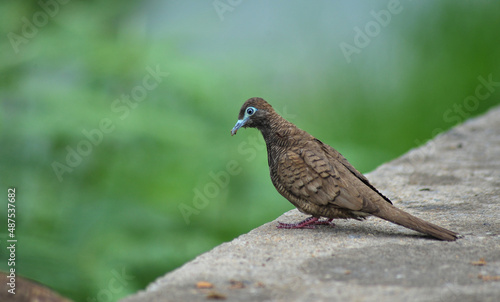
[277,217,335,229]
[312,218,335,226]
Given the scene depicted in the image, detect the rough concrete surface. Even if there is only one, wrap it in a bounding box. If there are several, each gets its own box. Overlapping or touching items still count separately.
[122,106,500,302]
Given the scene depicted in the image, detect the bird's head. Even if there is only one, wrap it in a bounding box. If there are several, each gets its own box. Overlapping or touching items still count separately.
[231,97,275,136]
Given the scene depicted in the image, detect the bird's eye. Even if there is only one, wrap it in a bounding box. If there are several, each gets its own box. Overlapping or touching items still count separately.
[246,107,256,116]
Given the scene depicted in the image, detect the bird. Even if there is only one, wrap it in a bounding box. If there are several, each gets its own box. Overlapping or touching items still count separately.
[230,97,459,241]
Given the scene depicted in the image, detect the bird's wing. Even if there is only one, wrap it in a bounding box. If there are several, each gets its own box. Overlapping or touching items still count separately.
[316,139,370,184]
[277,141,364,211]
[317,139,393,205]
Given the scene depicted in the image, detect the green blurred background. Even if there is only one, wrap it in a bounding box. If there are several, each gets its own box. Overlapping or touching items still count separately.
[1,0,499,301]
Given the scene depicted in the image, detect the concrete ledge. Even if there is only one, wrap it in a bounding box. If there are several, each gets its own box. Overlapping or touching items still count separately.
[122,106,500,302]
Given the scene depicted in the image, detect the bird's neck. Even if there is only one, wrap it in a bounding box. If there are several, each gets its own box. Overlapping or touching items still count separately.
[258,114,307,167]
[259,114,296,144]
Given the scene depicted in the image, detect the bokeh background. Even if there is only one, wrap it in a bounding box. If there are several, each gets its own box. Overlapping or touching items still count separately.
[1,0,500,301]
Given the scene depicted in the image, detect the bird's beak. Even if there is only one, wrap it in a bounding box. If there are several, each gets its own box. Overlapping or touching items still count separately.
[231,118,247,136]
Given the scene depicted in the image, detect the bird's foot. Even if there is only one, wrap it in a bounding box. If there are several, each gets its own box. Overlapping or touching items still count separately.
[277,217,335,229]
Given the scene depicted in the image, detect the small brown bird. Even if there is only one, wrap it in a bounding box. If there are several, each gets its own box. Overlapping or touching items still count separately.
[231,97,458,241]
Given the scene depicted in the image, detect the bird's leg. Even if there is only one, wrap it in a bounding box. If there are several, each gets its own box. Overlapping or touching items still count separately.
[277,217,335,229]
[312,218,335,227]
[277,217,318,229]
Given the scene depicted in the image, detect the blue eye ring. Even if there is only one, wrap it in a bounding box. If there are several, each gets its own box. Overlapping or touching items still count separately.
[246,107,256,116]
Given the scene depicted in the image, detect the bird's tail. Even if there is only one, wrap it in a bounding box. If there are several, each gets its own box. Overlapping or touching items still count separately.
[371,202,458,241]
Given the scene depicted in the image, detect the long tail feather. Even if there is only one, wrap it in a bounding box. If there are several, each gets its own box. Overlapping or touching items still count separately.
[373,203,458,241]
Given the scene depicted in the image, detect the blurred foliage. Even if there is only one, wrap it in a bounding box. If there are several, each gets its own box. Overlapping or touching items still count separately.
[1,1,499,301]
